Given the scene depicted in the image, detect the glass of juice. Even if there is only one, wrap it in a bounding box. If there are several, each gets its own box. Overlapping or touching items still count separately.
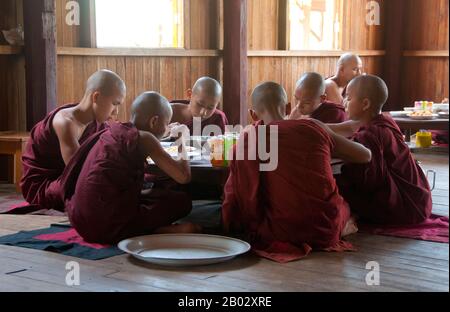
[416,130,433,148]
[208,136,225,167]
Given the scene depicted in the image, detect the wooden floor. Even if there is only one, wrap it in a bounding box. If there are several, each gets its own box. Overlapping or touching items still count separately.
[0,153,448,292]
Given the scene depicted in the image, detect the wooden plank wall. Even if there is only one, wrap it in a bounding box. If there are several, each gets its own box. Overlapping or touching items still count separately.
[402,0,449,106]
[1,0,449,128]
[246,0,386,110]
[0,0,26,131]
[0,0,25,182]
[55,0,221,122]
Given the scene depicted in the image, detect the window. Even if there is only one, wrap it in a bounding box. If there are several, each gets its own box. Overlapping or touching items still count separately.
[289,0,341,50]
[95,0,184,48]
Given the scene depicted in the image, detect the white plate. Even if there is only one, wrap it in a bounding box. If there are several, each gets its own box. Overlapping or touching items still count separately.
[390,111,409,117]
[118,234,251,267]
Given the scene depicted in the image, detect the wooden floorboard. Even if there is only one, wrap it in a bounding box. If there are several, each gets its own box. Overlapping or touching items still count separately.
[0,154,448,292]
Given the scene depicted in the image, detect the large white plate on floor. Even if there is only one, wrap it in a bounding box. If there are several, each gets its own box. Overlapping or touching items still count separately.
[118,234,251,267]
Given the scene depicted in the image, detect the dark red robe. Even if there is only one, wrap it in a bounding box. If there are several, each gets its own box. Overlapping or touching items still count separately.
[310,101,348,124]
[222,119,352,258]
[170,100,229,135]
[337,114,433,225]
[60,122,192,244]
[20,104,103,211]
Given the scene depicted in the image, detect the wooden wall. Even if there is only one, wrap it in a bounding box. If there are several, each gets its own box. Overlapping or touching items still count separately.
[1,0,449,129]
[56,0,221,122]
[401,0,449,106]
[246,0,386,110]
[0,0,26,182]
[0,0,26,131]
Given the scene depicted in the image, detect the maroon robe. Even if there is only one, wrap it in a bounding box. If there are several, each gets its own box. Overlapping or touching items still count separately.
[311,101,348,124]
[337,114,433,225]
[20,104,103,211]
[60,122,192,244]
[223,120,352,258]
[170,100,229,135]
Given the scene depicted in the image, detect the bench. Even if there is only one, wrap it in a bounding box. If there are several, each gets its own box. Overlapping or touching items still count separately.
[0,132,30,193]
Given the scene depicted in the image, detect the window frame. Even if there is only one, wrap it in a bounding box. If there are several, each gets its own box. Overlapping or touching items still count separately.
[86,0,186,50]
[285,0,344,51]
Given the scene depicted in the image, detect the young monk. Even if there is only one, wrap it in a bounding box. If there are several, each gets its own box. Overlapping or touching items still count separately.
[289,72,347,123]
[223,82,371,257]
[60,92,199,244]
[21,70,126,211]
[333,75,433,225]
[170,77,228,136]
[325,53,363,104]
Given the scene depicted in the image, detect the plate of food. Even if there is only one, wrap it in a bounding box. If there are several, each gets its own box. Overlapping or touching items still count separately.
[163,145,199,156]
[147,145,201,164]
[407,111,439,120]
[118,234,251,267]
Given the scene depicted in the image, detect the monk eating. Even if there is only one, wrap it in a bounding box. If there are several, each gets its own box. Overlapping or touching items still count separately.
[223,82,371,256]
[170,77,228,136]
[325,53,363,104]
[21,70,126,211]
[334,75,433,225]
[60,92,198,244]
[289,72,347,123]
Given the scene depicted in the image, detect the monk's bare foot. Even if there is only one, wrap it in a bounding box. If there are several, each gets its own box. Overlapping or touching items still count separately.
[342,216,359,237]
[155,223,203,235]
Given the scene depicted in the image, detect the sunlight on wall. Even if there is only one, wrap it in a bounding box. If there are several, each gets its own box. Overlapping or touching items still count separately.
[95,0,183,48]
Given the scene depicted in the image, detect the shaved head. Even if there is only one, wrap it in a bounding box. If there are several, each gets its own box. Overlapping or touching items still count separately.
[192,77,222,98]
[131,92,172,121]
[252,82,288,113]
[337,53,362,68]
[349,75,389,111]
[296,72,326,97]
[85,69,126,96]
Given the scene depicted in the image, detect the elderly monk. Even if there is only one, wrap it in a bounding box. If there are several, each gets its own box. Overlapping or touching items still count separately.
[60,92,199,244]
[332,75,433,225]
[170,77,229,136]
[326,53,363,104]
[289,72,347,123]
[225,82,371,258]
[21,70,126,211]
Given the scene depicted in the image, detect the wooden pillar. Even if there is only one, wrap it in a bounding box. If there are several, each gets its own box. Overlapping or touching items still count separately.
[278,0,289,50]
[223,0,248,126]
[383,0,405,111]
[23,0,57,130]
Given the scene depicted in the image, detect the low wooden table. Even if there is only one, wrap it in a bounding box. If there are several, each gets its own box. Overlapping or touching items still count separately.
[149,156,344,189]
[392,117,449,141]
[0,132,30,193]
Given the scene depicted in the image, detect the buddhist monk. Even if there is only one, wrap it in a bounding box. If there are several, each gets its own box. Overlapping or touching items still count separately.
[325,53,363,104]
[334,75,433,225]
[170,77,228,136]
[289,72,347,123]
[60,92,199,244]
[21,70,126,211]
[224,82,371,257]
